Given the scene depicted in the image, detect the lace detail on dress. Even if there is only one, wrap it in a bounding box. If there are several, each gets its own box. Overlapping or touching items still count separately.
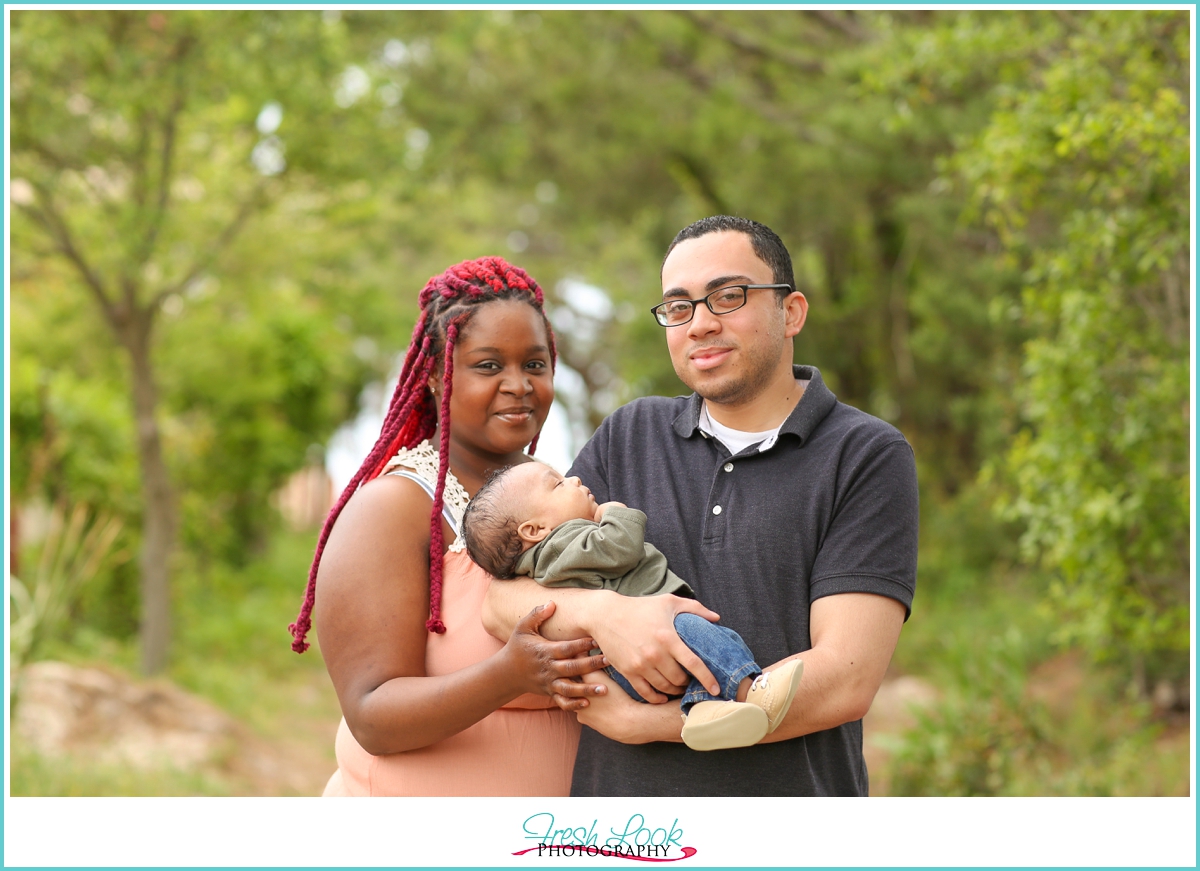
[383,440,471,553]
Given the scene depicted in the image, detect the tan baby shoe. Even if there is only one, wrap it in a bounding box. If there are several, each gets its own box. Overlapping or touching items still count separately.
[744,659,804,733]
[680,700,769,751]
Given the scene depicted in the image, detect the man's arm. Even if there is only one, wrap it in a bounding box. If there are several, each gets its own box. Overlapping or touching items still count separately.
[572,593,904,746]
[759,592,905,741]
[482,578,721,703]
[747,436,917,742]
[575,669,684,744]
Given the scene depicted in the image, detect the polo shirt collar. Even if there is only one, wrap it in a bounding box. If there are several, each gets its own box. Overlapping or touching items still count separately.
[672,365,837,447]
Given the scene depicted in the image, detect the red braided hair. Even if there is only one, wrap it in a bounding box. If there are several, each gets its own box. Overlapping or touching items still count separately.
[289,257,557,652]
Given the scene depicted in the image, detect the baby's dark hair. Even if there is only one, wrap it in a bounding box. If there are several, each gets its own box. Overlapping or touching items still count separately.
[461,465,527,580]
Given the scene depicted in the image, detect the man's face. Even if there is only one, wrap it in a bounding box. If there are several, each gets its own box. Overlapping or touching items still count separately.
[660,231,800,407]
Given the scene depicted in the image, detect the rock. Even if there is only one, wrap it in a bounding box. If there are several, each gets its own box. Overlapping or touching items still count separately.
[11,660,340,795]
[13,661,238,772]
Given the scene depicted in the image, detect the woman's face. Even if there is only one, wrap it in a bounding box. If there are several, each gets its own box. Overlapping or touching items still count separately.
[441,299,554,458]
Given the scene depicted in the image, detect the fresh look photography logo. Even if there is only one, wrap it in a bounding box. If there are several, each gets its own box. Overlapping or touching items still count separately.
[512,813,696,861]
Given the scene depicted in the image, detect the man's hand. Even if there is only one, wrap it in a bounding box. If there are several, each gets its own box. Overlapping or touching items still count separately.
[588,594,722,703]
[592,500,626,522]
[483,581,722,704]
[574,670,684,744]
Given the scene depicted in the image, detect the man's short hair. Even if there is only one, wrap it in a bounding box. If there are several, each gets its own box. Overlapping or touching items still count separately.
[460,466,526,579]
[665,215,796,301]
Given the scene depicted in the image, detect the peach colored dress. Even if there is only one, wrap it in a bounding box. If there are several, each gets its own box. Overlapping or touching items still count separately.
[322,445,580,796]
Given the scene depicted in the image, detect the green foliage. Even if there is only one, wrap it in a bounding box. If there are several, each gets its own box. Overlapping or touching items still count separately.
[9,10,405,572]
[889,557,1187,797]
[10,10,1189,792]
[887,653,1186,797]
[9,351,140,509]
[162,272,373,563]
[890,487,1186,797]
[41,529,334,717]
[889,628,1053,796]
[15,529,341,796]
[865,9,1189,672]
[167,530,335,732]
[10,504,129,680]
[324,10,1029,490]
[960,12,1189,669]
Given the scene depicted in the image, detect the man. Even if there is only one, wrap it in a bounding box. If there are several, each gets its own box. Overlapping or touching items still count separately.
[484,215,917,796]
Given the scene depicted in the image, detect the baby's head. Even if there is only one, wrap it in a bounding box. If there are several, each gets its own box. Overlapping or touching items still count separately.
[462,462,599,578]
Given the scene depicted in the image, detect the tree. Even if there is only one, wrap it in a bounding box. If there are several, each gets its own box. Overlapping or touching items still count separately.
[882,10,1190,680]
[334,10,1021,496]
[9,10,391,671]
[19,10,1180,683]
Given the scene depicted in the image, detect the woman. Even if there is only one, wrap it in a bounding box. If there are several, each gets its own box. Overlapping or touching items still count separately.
[288,257,606,796]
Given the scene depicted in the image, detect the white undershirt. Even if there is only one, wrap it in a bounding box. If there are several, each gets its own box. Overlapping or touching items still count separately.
[698,378,809,455]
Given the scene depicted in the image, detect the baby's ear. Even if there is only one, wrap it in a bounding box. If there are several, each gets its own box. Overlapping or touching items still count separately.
[517,519,551,545]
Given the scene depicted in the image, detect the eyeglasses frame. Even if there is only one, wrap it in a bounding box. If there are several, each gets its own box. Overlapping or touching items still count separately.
[649,283,795,327]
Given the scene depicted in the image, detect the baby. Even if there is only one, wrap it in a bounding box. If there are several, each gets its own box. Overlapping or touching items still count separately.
[461,462,803,751]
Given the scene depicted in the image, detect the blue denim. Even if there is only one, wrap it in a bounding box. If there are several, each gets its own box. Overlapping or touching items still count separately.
[605,613,761,714]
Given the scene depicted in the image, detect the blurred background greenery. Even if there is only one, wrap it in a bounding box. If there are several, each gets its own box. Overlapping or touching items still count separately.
[8,9,1190,796]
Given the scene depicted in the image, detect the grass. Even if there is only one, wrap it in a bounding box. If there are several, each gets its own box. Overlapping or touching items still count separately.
[10,514,1190,797]
[874,489,1191,797]
[10,739,234,797]
[883,555,1189,796]
[12,528,342,797]
[883,659,1190,796]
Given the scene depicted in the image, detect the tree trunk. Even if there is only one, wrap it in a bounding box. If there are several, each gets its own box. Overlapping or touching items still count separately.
[123,310,176,675]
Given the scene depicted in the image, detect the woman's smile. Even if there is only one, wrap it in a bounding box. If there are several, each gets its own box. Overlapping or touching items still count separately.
[494,406,535,424]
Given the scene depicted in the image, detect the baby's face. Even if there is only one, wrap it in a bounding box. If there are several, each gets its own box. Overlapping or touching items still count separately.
[507,462,599,530]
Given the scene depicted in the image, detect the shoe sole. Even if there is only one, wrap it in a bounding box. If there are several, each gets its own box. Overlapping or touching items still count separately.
[681,704,769,752]
[762,660,804,733]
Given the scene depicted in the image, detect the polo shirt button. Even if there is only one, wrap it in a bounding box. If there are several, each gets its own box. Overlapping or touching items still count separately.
[723,463,733,472]
[712,505,722,515]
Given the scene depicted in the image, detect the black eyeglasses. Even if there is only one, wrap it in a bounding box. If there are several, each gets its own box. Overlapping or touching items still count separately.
[650,284,793,327]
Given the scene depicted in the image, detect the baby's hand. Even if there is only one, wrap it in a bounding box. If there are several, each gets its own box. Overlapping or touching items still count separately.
[594,501,627,522]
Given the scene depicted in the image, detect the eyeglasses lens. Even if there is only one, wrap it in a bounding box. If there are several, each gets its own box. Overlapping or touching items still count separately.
[708,286,746,314]
[656,286,748,326]
[660,301,693,326]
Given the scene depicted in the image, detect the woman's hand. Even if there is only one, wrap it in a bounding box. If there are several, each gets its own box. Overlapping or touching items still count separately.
[502,601,609,712]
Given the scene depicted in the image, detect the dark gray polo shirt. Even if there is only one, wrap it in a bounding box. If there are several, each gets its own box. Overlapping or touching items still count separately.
[566,365,918,796]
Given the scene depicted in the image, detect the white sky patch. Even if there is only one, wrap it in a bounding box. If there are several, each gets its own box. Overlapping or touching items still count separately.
[255,101,283,135]
[334,65,370,108]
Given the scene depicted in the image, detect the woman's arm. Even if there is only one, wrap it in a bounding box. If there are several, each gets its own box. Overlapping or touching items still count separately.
[313,476,604,756]
[483,577,722,704]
